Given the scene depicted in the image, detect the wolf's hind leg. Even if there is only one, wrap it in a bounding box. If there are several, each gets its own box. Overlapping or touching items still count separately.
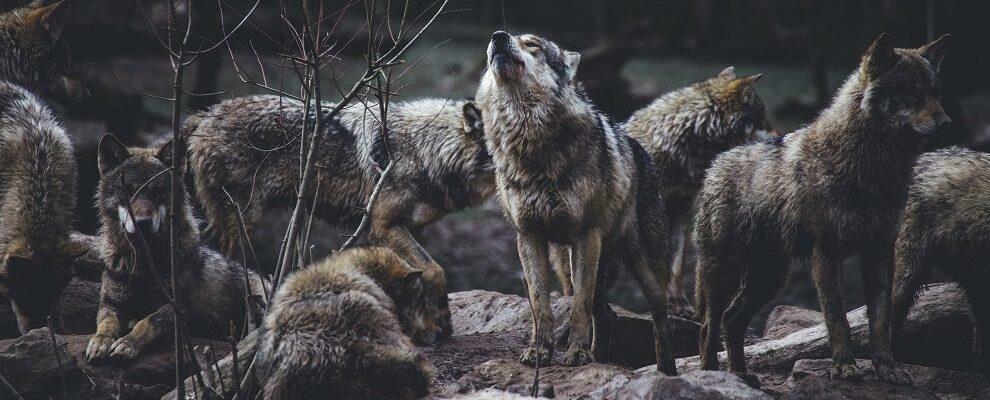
[624,241,677,375]
[667,222,695,318]
[723,254,786,387]
[549,244,573,296]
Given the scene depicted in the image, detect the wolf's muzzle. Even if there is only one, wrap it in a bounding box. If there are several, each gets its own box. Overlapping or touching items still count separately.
[118,202,165,235]
[492,31,511,50]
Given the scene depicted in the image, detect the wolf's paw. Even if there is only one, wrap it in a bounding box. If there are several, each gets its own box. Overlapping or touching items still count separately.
[733,372,762,389]
[519,344,553,367]
[108,336,142,361]
[562,348,594,366]
[830,362,864,381]
[85,334,117,362]
[876,363,913,386]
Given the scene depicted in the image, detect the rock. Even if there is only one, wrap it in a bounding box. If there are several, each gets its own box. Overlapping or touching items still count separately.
[453,358,634,399]
[762,306,822,340]
[0,278,100,339]
[783,359,990,400]
[0,328,83,399]
[673,283,978,374]
[449,290,700,368]
[0,328,231,400]
[586,370,772,400]
[437,388,545,399]
[424,331,528,393]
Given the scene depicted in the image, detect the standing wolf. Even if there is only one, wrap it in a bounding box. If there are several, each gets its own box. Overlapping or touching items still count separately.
[0,0,88,333]
[694,34,949,386]
[85,135,267,362]
[474,31,676,373]
[254,247,433,400]
[186,96,490,343]
[622,66,773,317]
[891,147,990,378]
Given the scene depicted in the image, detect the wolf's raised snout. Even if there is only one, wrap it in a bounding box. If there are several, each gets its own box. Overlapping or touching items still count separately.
[491,31,510,48]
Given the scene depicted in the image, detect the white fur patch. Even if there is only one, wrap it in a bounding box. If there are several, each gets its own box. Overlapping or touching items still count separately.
[118,205,135,234]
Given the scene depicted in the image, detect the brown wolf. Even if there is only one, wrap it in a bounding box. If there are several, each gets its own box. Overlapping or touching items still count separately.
[474,31,676,374]
[0,0,85,102]
[0,82,86,333]
[694,34,949,387]
[622,66,772,317]
[254,246,433,400]
[892,147,990,378]
[186,95,490,344]
[0,0,88,333]
[85,134,267,362]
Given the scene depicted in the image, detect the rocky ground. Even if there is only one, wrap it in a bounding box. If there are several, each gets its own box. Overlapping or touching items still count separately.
[2,278,987,399]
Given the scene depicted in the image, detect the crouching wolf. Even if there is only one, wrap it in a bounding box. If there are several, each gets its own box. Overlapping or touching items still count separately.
[694,34,949,386]
[86,134,267,362]
[892,147,990,378]
[0,0,89,333]
[254,246,433,400]
[623,66,773,317]
[186,96,491,344]
[475,31,677,373]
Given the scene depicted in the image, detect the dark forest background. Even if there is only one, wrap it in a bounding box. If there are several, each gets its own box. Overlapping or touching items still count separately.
[19,0,989,328]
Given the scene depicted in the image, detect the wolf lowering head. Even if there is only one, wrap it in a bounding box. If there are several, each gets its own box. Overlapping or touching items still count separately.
[0,1,85,102]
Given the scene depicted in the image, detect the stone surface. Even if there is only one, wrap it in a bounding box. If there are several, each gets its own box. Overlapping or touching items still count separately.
[586,370,772,400]
[762,305,823,340]
[673,283,979,374]
[783,359,990,400]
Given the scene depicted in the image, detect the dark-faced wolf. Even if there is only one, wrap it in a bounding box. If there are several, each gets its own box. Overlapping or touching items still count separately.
[186,95,491,344]
[474,31,676,374]
[892,147,990,378]
[622,66,772,317]
[254,246,434,400]
[694,34,949,387]
[85,134,267,362]
[0,0,88,334]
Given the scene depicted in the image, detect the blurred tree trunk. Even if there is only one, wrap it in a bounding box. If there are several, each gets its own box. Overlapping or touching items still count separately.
[188,0,223,110]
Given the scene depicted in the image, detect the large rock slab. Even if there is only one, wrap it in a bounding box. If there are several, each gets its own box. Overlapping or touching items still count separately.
[783,359,990,400]
[0,328,231,400]
[762,306,822,341]
[673,283,978,374]
[450,290,700,368]
[585,370,771,400]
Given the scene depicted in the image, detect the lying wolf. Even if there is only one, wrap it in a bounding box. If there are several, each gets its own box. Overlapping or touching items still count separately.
[475,31,677,374]
[86,134,267,362]
[694,34,949,387]
[255,246,434,400]
[186,96,491,343]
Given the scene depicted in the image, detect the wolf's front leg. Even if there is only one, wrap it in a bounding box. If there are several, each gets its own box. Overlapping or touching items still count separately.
[86,305,123,361]
[109,303,175,361]
[517,232,554,366]
[862,246,912,385]
[564,230,602,366]
[811,242,862,381]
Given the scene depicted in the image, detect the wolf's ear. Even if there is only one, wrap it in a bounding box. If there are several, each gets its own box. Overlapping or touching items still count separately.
[726,73,763,93]
[402,269,424,290]
[98,134,130,175]
[461,102,483,137]
[563,50,581,80]
[30,0,69,40]
[918,34,950,72]
[718,66,737,80]
[155,139,174,165]
[861,33,897,81]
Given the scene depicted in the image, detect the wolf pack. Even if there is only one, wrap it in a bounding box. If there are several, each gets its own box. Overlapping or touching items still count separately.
[0,1,977,399]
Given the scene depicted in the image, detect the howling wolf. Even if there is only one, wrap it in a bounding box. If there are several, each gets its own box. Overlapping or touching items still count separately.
[474,31,677,374]
[694,34,949,387]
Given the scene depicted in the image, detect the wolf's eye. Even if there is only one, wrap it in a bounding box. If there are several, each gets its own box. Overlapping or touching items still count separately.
[523,42,541,50]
